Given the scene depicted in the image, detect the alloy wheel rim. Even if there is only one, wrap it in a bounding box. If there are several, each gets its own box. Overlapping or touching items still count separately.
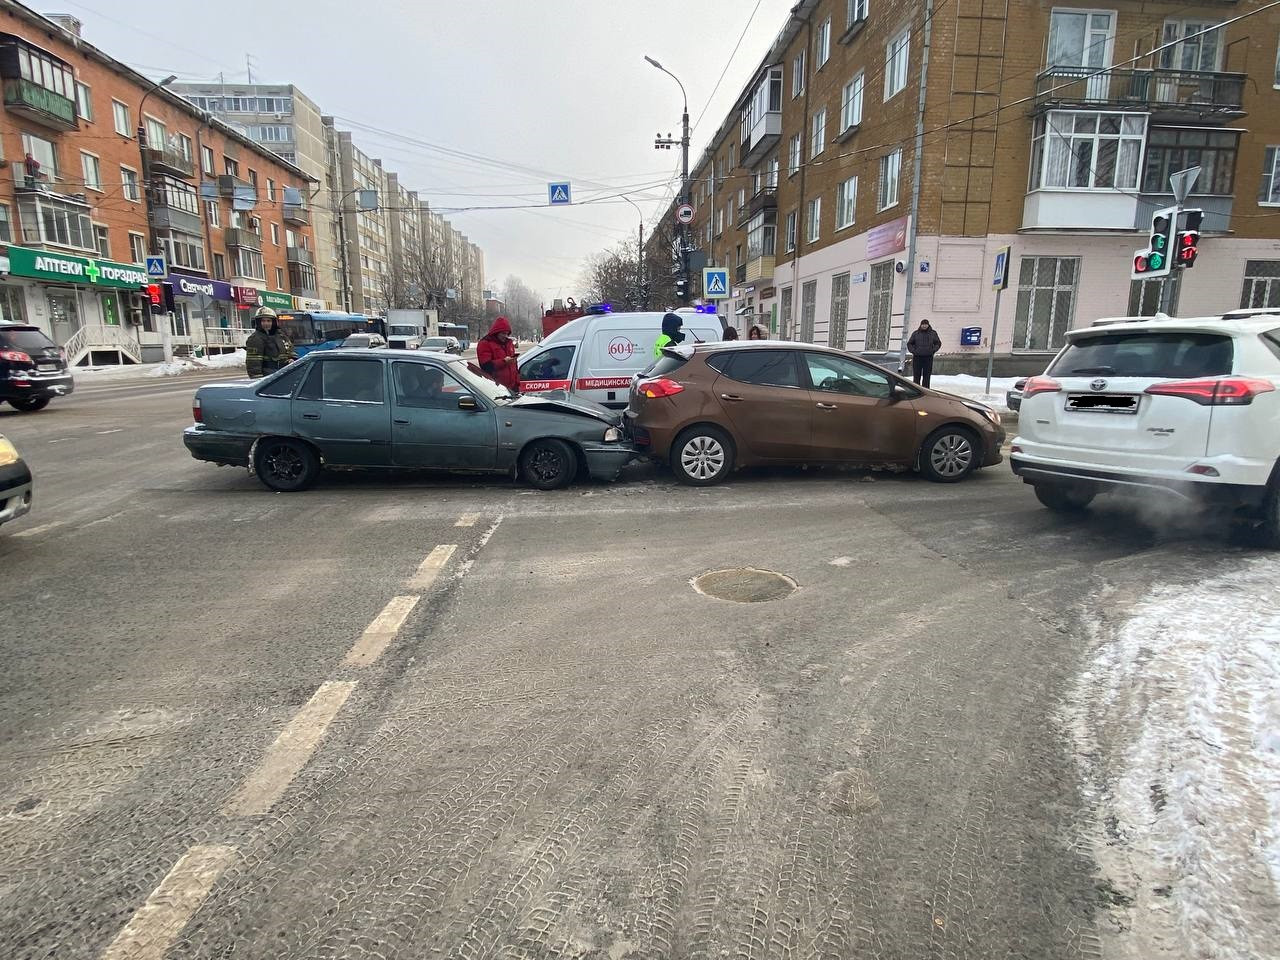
[266,445,303,482]
[530,448,565,484]
[682,436,725,480]
[930,434,973,477]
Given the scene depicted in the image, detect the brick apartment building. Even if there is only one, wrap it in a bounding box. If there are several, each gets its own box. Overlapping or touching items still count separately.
[682,0,1280,373]
[0,1,316,363]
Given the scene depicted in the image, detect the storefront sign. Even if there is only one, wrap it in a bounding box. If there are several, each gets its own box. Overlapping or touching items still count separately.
[866,216,909,261]
[232,285,261,306]
[259,290,293,310]
[294,297,327,311]
[170,274,234,301]
[6,246,150,289]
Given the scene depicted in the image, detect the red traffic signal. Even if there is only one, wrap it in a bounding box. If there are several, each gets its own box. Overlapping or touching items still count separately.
[146,283,162,306]
[1177,209,1203,268]
[1134,253,1151,274]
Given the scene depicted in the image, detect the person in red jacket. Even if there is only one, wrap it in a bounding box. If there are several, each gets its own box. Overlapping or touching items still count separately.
[477,316,519,393]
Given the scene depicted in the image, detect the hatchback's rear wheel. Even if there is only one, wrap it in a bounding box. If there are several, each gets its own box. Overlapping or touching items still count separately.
[919,427,977,483]
[254,438,320,492]
[1033,482,1096,513]
[520,438,577,490]
[671,426,734,486]
[10,397,50,412]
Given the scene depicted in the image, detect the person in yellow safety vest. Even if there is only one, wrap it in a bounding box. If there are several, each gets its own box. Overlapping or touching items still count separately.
[653,312,686,359]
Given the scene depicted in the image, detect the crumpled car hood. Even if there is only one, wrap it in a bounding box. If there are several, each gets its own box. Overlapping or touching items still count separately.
[507,391,619,424]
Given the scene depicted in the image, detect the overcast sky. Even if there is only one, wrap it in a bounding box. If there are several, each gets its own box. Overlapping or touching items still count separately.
[53,0,796,302]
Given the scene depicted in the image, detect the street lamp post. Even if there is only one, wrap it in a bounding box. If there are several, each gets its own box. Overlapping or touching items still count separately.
[622,194,645,310]
[645,56,690,302]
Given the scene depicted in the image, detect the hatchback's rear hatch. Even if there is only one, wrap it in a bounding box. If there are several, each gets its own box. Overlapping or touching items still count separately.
[0,326,63,371]
[1022,327,1236,470]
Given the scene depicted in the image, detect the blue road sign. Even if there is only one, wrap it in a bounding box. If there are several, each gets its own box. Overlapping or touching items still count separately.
[145,255,167,278]
[548,182,571,205]
[702,267,730,299]
[992,245,1010,290]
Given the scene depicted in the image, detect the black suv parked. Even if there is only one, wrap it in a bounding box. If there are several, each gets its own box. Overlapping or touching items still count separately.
[0,323,73,411]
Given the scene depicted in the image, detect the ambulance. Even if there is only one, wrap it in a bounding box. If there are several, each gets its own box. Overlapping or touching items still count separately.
[517,309,723,409]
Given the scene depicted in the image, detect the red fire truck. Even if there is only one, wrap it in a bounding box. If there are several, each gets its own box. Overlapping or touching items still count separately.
[541,298,586,339]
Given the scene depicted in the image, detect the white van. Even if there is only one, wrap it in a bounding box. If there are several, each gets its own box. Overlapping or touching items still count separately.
[517,311,722,408]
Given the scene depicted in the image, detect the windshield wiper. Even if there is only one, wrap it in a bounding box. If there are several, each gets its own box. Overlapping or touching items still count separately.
[1065,365,1116,375]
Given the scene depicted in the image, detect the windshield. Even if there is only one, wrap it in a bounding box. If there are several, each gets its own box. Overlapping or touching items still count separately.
[389,325,418,336]
[423,338,449,349]
[1050,332,1234,378]
[447,358,513,402]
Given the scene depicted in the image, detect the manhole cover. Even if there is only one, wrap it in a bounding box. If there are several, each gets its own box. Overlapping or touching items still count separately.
[691,567,798,603]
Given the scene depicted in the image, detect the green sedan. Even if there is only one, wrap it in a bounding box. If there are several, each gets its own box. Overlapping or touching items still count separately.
[183,350,638,491]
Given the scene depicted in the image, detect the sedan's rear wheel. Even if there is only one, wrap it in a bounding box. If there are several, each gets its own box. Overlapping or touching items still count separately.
[671,426,734,486]
[919,427,977,483]
[520,438,577,490]
[254,438,320,492]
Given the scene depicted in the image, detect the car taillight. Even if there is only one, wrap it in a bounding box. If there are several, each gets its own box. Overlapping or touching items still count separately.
[192,397,203,422]
[0,349,32,364]
[1022,375,1061,398]
[638,377,685,399]
[58,347,66,362]
[1144,377,1275,406]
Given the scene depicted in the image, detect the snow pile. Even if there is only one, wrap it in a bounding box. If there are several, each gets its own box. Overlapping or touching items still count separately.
[1072,560,1280,959]
[147,350,247,378]
[929,374,1023,413]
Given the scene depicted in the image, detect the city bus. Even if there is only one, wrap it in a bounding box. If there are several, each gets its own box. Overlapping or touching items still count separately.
[275,311,383,356]
[439,322,470,350]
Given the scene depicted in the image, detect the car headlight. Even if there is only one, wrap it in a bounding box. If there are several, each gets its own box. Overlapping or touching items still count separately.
[0,436,19,467]
[962,400,1001,426]
[603,426,623,442]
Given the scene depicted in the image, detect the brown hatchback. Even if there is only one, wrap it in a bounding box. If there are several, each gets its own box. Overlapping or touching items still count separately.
[626,342,1004,485]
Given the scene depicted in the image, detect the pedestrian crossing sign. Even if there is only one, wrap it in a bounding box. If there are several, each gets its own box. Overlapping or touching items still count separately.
[702,267,730,299]
[548,182,571,205]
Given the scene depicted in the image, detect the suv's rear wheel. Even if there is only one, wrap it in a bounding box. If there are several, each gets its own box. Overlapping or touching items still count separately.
[671,425,734,486]
[254,438,320,492]
[1033,482,1096,513]
[1260,482,1280,549]
[9,397,50,412]
[919,427,977,483]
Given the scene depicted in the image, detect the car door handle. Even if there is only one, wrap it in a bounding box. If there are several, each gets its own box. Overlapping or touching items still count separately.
[720,393,745,402]
[394,418,411,425]
[816,402,838,410]
[302,413,321,420]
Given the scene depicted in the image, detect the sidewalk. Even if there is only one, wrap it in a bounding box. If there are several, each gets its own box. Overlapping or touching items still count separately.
[74,350,247,383]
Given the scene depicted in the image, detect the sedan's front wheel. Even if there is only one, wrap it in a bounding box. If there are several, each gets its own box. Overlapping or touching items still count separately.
[520,438,577,490]
[671,426,735,486]
[254,438,320,492]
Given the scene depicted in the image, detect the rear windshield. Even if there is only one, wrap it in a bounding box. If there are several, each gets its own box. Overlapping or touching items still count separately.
[0,327,56,352]
[643,354,689,378]
[1050,332,1233,379]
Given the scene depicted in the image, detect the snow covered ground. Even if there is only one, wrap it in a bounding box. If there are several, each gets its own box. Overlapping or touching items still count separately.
[74,350,247,382]
[1070,560,1280,959]
[929,374,1022,414]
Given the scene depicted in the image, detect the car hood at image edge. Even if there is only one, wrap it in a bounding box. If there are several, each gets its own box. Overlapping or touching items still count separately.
[507,391,618,424]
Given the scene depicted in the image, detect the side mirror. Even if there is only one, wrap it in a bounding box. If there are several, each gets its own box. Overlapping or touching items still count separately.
[457,395,479,411]
[891,383,912,402]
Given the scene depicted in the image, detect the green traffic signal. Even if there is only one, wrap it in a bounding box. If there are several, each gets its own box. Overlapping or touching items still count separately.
[1148,251,1165,270]
[1151,234,1167,251]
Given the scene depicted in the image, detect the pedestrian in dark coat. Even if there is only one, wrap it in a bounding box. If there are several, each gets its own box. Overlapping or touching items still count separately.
[244,307,294,378]
[907,318,942,387]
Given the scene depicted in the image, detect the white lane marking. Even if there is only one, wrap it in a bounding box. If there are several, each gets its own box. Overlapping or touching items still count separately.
[455,515,504,578]
[99,843,237,960]
[407,544,457,590]
[96,428,124,435]
[222,681,355,817]
[455,512,480,527]
[47,437,75,444]
[344,595,422,667]
[12,521,62,539]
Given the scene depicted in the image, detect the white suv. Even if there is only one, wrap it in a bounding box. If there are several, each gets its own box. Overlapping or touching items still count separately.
[1010,310,1280,544]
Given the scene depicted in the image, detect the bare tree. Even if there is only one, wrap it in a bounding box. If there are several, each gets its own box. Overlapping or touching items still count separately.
[581,222,682,312]
[500,275,542,340]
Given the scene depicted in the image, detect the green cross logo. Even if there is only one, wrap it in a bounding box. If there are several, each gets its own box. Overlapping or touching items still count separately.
[84,259,101,284]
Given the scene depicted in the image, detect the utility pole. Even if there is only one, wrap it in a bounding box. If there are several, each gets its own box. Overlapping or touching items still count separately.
[645,56,690,302]
[897,0,934,371]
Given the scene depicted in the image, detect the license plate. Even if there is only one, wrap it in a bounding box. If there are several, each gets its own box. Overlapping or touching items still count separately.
[37,362,58,371]
[1066,393,1138,414]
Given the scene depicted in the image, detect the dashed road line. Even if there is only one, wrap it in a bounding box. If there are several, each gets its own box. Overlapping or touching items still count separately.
[47,437,76,443]
[96,428,124,435]
[455,512,481,527]
[344,595,422,667]
[99,843,237,960]
[222,681,356,816]
[407,543,458,590]
[12,521,62,539]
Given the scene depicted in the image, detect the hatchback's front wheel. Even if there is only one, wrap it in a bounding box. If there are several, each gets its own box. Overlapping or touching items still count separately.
[919,427,977,483]
[671,426,735,486]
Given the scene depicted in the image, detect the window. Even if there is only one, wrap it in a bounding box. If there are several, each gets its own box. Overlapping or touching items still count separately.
[781,287,794,338]
[17,193,94,251]
[728,197,735,224]
[212,252,227,280]
[1240,261,1280,308]
[800,280,817,342]
[233,248,266,281]
[157,176,198,215]
[201,145,214,175]
[519,345,575,382]
[276,267,285,289]
[788,133,802,176]
[817,18,832,68]
[829,274,851,349]
[811,108,826,158]
[806,197,821,243]
[867,261,895,350]
[842,72,864,131]
[1128,278,1169,317]
[785,210,798,252]
[885,29,910,99]
[767,156,779,189]
[746,212,775,259]
[1013,256,1080,351]
[1049,332,1232,379]
[836,176,857,229]
[248,169,258,191]
[879,149,902,209]
[75,82,92,121]
[270,222,280,245]
[267,178,276,202]
[1048,11,1114,70]
[205,199,220,227]
[716,208,724,236]
[121,166,140,202]
[1261,147,1280,205]
[80,152,101,192]
[0,283,23,323]
[1144,128,1236,195]
[847,0,868,27]
[0,204,11,244]
[301,359,386,403]
[16,43,74,102]
[252,125,293,143]
[21,132,58,180]
[722,349,801,387]
[393,362,471,409]
[112,100,130,136]
[806,351,891,397]
[258,362,309,398]
[129,233,146,264]
[224,157,239,177]
[792,49,806,97]
[163,233,205,271]
[1276,34,1280,87]
[145,117,166,147]
[1032,111,1147,190]
[740,67,783,144]
[1159,20,1223,72]
[289,263,318,294]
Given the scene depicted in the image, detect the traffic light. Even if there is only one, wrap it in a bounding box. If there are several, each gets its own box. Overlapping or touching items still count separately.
[140,283,176,313]
[674,276,689,302]
[1132,206,1176,280]
[1177,209,1203,268]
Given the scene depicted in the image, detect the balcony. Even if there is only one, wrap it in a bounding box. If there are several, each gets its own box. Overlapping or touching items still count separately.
[283,203,310,225]
[745,255,776,284]
[216,175,258,207]
[1135,193,1233,233]
[286,246,314,266]
[741,111,782,166]
[1023,190,1138,230]
[224,227,262,252]
[146,144,195,179]
[3,77,76,131]
[1034,67,1246,121]
[150,203,202,235]
[749,186,778,217]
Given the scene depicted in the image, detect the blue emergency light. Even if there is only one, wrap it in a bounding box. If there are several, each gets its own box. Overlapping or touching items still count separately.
[585,303,613,314]
[694,304,718,314]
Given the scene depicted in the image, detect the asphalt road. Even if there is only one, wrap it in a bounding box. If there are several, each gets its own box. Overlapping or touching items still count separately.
[0,371,1268,960]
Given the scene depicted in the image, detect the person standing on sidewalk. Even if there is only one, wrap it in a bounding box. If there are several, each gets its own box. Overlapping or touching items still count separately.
[907,318,942,388]
[244,307,294,378]
[477,315,520,394]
